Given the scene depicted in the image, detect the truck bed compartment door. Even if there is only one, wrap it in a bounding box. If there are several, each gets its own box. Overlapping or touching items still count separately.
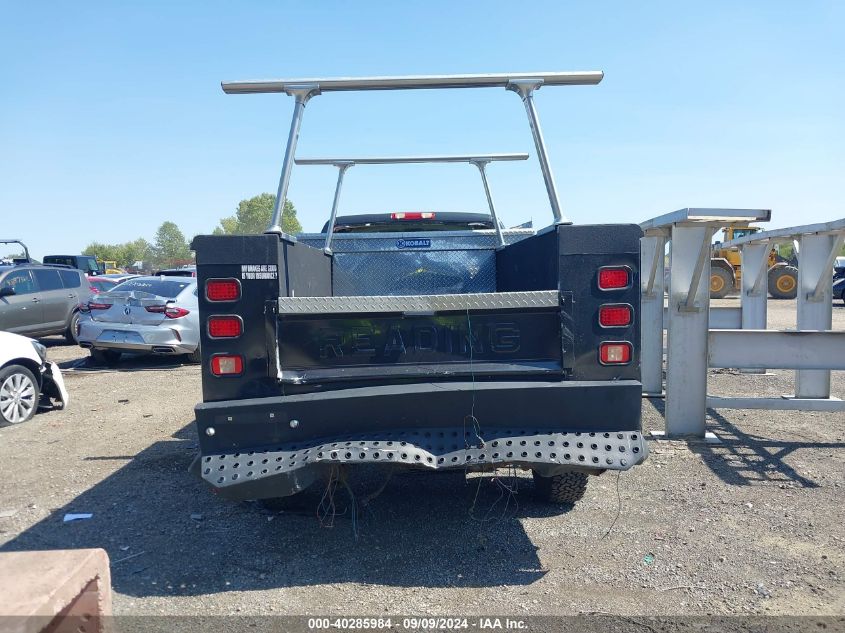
[275,290,571,384]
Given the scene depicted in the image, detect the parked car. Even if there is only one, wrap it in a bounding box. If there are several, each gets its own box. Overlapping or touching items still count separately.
[101,273,141,283]
[152,266,196,277]
[834,262,845,305]
[88,273,140,294]
[77,276,200,364]
[0,331,68,425]
[0,264,87,343]
[42,255,103,276]
[88,276,124,295]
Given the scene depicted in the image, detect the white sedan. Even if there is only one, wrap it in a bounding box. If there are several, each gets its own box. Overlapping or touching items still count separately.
[0,331,68,425]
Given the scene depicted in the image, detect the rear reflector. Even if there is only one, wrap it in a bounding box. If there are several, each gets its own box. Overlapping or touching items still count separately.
[599,304,633,327]
[599,342,632,365]
[598,267,630,290]
[211,354,243,376]
[206,278,241,302]
[390,212,435,220]
[208,316,243,338]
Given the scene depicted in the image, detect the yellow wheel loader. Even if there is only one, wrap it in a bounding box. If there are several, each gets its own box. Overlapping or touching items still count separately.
[710,225,798,299]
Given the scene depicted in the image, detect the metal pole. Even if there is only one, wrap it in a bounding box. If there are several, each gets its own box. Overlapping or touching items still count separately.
[795,233,835,398]
[665,225,713,437]
[470,159,505,247]
[739,243,770,374]
[507,80,569,225]
[640,233,666,395]
[323,162,353,254]
[266,84,319,236]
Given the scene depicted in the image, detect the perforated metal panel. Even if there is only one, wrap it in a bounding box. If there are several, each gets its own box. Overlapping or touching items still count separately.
[201,428,648,490]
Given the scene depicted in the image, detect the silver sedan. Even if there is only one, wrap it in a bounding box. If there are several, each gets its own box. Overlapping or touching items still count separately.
[77,276,200,364]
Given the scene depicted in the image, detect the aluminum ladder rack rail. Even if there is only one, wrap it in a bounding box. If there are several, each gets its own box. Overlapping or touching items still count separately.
[221,71,604,234]
[294,153,529,252]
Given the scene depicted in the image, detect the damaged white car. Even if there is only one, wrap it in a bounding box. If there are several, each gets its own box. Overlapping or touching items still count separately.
[0,331,68,425]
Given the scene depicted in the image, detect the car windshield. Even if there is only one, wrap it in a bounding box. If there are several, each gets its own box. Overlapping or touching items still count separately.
[113,278,192,298]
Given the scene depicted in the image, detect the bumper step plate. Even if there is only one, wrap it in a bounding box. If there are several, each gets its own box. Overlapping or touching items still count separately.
[200,428,648,491]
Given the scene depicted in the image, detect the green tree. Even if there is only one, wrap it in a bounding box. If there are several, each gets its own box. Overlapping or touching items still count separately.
[214,194,302,235]
[83,242,124,265]
[153,221,191,267]
[120,238,153,268]
[83,238,154,269]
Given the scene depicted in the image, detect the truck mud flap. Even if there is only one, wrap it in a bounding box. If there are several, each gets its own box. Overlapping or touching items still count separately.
[198,427,648,500]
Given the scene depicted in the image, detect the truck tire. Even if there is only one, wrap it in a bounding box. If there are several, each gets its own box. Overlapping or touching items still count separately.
[532,470,588,505]
[709,266,733,299]
[768,266,798,299]
[65,311,80,345]
[0,364,40,425]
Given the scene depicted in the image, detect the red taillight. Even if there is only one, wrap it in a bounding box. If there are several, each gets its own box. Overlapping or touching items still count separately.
[211,354,243,376]
[599,304,633,327]
[145,305,190,319]
[87,301,112,311]
[206,278,241,302]
[598,267,630,290]
[208,316,242,338]
[89,286,100,295]
[599,342,632,365]
[390,212,435,220]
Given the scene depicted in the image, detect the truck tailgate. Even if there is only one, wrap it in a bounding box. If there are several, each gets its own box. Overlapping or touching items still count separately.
[273,290,573,384]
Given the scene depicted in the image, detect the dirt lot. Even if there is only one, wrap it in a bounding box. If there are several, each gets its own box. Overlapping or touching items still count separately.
[0,298,843,617]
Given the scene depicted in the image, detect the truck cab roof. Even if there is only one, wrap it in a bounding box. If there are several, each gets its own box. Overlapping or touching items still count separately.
[322,212,498,234]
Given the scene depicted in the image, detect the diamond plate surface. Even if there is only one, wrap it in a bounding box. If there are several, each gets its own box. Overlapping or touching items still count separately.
[201,428,648,489]
[333,249,496,296]
[299,229,534,296]
[278,290,559,314]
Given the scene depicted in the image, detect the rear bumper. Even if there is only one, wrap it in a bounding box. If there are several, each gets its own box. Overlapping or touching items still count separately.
[78,320,197,354]
[194,379,647,499]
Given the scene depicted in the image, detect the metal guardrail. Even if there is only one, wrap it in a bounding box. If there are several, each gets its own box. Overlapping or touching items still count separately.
[294,153,529,252]
[222,71,604,234]
[641,211,845,437]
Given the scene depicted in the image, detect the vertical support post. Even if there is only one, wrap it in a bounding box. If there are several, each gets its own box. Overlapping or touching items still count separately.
[470,159,505,247]
[640,232,666,395]
[665,225,714,437]
[323,162,353,254]
[795,233,835,398]
[265,84,320,236]
[506,80,569,225]
[739,242,770,374]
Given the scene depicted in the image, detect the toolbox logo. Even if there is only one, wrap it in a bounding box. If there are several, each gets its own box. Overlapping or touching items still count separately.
[396,238,431,249]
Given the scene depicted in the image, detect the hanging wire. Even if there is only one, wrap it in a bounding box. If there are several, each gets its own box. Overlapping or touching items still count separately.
[468,465,520,526]
[462,308,485,450]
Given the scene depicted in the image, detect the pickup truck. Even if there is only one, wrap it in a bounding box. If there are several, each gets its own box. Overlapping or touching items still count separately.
[190,71,648,507]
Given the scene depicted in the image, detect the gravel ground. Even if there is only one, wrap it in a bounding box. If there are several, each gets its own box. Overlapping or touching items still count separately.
[0,298,843,617]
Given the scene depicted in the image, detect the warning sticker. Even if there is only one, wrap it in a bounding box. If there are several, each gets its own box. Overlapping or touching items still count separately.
[241,264,278,280]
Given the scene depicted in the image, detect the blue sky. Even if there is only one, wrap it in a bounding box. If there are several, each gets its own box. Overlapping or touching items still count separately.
[1,1,843,258]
